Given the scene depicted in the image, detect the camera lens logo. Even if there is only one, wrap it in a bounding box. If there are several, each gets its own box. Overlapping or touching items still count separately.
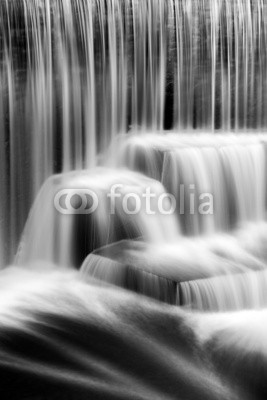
[54,189,99,215]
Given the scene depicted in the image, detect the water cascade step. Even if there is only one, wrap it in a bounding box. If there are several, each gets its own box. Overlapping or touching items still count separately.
[113,133,267,234]
[81,222,267,310]
[2,0,267,263]
[16,168,180,267]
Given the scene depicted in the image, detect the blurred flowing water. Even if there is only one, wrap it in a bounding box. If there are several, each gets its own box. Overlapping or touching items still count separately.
[1,1,267,398]
[1,3,267,396]
[1,0,267,264]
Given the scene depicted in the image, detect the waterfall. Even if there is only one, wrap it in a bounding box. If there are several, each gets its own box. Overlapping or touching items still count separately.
[2,2,267,398]
[16,168,180,267]
[1,0,267,312]
[1,0,267,263]
[114,133,267,234]
[81,222,267,310]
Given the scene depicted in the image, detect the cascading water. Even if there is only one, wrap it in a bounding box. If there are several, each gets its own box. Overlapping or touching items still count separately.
[16,168,180,267]
[1,1,267,398]
[1,0,267,263]
[114,133,267,233]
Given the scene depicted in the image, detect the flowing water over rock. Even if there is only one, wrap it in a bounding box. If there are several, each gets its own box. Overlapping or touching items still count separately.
[114,133,267,233]
[1,1,267,398]
[1,0,267,262]
[16,168,180,267]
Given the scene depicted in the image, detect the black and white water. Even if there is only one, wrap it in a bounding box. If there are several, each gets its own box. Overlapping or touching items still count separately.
[1,1,267,399]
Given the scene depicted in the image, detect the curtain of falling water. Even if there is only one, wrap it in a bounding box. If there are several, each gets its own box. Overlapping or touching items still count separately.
[1,0,267,264]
